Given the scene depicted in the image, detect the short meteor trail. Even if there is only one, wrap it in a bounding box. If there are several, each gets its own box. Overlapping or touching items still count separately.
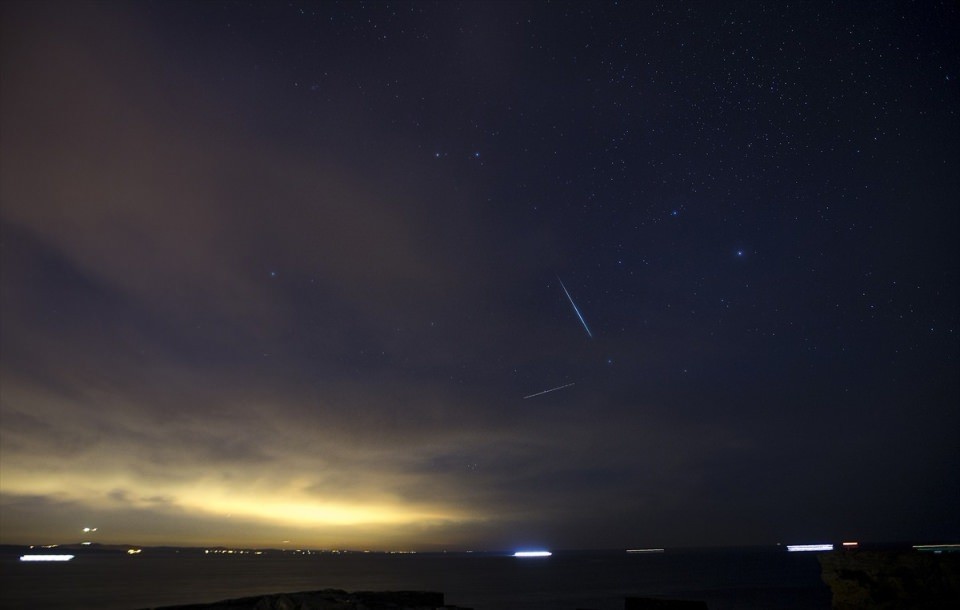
[523,382,575,399]
[557,277,593,338]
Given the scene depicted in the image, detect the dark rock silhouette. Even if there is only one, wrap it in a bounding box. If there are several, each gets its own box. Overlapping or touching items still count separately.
[624,597,708,609]
[149,589,470,610]
[819,550,960,609]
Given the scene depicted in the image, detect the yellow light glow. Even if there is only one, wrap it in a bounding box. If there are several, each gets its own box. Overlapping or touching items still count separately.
[0,447,480,549]
[0,467,471,535]
[183,492,456,526]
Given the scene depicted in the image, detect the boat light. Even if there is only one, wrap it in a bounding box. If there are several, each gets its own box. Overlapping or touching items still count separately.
[513,551,552,557]
[20,555,75,562]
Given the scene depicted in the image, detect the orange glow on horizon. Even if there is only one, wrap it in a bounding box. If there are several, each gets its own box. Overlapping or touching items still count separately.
[184,493,463,527]
[0,466,476,546]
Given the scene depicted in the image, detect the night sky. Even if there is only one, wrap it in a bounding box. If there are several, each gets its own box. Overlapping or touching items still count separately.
[1,1,958,552]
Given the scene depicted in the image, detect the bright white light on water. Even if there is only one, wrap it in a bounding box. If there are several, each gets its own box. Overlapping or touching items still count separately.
[514,551,552,557]
[787,544,833,552]
[626,548,664,553]
[20,555,75,562]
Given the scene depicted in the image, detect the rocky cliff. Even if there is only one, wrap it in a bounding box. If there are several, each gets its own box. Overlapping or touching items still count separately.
[819,550,960,609]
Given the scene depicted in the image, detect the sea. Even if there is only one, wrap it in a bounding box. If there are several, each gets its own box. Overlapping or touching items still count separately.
[0,547,832,609]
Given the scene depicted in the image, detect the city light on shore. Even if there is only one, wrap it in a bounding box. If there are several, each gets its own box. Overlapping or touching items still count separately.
[786,544,833,552]
[514,551,552,557]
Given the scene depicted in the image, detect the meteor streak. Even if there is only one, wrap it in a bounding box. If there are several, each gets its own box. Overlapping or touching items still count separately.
[523,382,575,399]
[557,277,592,338]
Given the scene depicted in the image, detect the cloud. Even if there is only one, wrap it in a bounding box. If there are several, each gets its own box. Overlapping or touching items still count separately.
[0,2,766,550]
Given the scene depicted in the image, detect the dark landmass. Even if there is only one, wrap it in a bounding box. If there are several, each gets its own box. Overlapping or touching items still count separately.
[819,550,960,609]
[2,540,947,556]
[1,543,405,556]
[147,589,469,610]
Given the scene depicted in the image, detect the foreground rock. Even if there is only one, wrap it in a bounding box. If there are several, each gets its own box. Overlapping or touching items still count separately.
[151,589,713,610]
[149,589,471,610]
[623,597,708,609]
[819,550,960,609]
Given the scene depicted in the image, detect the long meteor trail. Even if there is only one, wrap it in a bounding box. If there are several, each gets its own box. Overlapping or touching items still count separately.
[523,382,575,399]
[557,277,593,338]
